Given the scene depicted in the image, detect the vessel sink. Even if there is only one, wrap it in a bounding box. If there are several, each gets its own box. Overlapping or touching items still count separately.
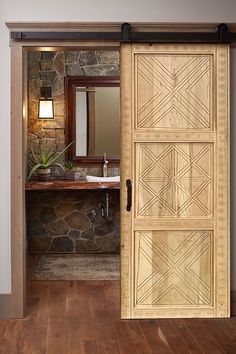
[86,175,120,182]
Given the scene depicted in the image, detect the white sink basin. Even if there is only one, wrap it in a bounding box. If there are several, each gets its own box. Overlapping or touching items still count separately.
[86,175,120,182]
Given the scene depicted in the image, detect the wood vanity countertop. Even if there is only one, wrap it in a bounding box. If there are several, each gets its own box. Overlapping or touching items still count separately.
[25,179,120,191]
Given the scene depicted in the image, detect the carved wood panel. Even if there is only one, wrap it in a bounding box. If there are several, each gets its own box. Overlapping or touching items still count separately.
[135,54,213,130]
[136,142,213,217]
[135,230,213,306]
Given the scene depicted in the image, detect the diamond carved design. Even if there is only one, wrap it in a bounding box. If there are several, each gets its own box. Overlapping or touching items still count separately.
[137,143,213,217]
[135,54,212,129]
[135,231,212,306]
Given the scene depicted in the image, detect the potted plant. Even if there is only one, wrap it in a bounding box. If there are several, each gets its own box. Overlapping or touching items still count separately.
[64,160,75,179]
[27,141,74,180]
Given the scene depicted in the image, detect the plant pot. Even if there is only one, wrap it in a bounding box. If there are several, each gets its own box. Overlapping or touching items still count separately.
[65,170,75,180]
[37,168,51,180]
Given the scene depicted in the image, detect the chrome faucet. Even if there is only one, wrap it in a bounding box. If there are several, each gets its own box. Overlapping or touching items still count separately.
[103,152,108,177]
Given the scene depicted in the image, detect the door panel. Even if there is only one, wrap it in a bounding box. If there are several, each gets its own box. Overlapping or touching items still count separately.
[135,231,213,306]
[135,54,213,130]
[121,44,229,318]
[136,142,213,218]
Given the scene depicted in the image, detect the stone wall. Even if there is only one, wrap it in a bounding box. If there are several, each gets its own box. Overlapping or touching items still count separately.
[27,190,120,254]
[27,49,120,176]
[27,50,120,253]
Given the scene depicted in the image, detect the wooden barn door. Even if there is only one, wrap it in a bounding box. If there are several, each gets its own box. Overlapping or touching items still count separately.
[120,44,230,318]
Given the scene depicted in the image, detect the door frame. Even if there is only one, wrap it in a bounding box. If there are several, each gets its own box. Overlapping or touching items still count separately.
[7,22,236,318]
[8,23,121,317]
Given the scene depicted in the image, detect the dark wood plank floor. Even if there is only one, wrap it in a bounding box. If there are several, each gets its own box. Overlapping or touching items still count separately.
[0,280,236,354]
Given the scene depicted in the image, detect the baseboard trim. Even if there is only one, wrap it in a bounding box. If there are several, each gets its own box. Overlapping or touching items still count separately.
[0,294,11,319]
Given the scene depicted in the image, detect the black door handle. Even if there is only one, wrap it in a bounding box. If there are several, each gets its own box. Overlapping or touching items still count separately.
[126,179,132,211]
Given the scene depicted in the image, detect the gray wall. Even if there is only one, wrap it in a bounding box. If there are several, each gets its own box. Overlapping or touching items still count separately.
[1,0,236,293]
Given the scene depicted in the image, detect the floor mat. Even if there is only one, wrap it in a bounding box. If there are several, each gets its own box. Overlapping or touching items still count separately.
[31,254,120,280]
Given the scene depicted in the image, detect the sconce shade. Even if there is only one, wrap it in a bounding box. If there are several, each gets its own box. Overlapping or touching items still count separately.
[39,99,54,119]
[38,86,54,119]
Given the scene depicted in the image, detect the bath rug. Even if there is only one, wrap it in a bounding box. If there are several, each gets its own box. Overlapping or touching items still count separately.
[31,254,120,280]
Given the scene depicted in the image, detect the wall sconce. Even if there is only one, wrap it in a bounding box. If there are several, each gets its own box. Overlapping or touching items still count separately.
[38,87,54,119]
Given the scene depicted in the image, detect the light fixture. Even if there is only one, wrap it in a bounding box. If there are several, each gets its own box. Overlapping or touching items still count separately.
[38,87,54,119]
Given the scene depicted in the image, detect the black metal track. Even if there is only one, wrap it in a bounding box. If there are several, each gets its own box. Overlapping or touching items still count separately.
[10,22,236,43]
[11,31,121,41]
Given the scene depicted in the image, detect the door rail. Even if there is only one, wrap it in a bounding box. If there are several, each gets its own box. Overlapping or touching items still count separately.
[10,23,236,43]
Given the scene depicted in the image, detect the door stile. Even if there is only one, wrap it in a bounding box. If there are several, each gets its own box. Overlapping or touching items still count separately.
[215,45,230,317]
[120,44,133,318]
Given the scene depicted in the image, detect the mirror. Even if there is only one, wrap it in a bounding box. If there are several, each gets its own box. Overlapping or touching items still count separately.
[66,76,120,165]
[76,86,120,156]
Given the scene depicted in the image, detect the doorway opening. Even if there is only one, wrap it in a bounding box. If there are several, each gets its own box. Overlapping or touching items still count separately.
[25,46,121,303]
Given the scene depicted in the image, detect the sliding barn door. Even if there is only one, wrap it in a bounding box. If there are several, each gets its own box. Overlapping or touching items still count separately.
[120,44,230,318]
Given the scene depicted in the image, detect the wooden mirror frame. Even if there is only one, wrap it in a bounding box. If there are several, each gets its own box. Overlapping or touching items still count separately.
[65,76,120,165]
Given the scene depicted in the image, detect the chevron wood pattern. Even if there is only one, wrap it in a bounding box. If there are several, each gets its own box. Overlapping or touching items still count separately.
[135,54,213,130]
[136,142,213,217]
[135,231,212,306]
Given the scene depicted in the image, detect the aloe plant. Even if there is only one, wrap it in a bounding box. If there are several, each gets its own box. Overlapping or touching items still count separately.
[27,140,74,180]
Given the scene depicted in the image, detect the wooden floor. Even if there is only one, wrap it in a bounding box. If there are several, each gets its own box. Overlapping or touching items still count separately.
[0,280,236,354]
